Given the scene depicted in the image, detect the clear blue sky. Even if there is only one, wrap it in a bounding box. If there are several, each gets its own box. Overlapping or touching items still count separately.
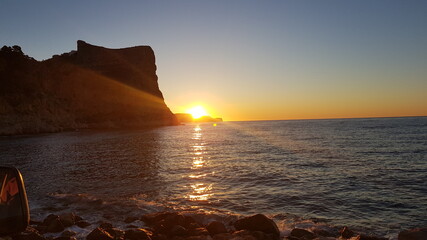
[1,1,427,120]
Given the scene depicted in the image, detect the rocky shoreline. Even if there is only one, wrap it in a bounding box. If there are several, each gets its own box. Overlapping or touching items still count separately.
[5,211,424,240]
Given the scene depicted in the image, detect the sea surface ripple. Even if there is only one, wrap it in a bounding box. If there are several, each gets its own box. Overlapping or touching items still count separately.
[1,117,426,238]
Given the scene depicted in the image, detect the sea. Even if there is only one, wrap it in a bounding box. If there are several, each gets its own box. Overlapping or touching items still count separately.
[1,117,426,239]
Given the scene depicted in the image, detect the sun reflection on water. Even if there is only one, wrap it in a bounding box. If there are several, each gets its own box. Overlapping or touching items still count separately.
[186,125,213,202]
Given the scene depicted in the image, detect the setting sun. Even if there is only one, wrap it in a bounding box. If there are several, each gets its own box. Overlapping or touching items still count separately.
[186,106,208,119]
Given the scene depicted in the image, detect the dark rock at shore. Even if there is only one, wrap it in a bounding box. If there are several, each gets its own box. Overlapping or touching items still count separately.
[287,228,316,240]
[234,214,280,238]
[13,227,46,240]
[0,41,178,136]
[398,227,427,240]
[340,226,355,239]
[206,221,228,235]
[86,227,114,240]
[76,220,91,228]
[124,228,152,240]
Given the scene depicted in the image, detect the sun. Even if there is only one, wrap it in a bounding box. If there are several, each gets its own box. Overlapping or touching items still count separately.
[186,106,209,119]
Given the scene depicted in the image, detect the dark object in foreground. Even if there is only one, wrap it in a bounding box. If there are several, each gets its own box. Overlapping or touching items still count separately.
[0,166,30,236]
[398,227,427,240]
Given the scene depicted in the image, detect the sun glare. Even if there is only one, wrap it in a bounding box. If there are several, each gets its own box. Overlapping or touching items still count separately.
[187,106,208,119]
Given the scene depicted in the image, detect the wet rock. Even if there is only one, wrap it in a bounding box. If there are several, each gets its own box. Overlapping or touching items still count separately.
[288,228,316,240]
[234,214,280,237]
[184,236,213,240]
[46,218,65,233]
[13,228,46,240]
[87,227,114,240]
[183,216,197,228]
[211,233,233,240]
[142,212,186,228]
[105,228,125,239]
[398,227,427,240]
[312,227,339,238]
[59,213,76,228]
[355,234,388,240]
[124,216,139,224]
[232,230,257,240]
[150,233,168,240]
[126,225,139,229]
[206,221,227,235]
[99,222,114,230]
[124,228,152,240]
[42,214,60,226]
[170,225,188,236]
[188,228,210,236]
[340,227,355,239]
[76,220,91,228]
[60,230,77,237]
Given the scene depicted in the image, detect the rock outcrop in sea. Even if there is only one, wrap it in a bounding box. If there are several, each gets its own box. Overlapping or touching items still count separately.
[0,41,178,135]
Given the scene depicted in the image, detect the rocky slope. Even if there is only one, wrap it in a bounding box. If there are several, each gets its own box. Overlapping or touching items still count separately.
[0,41,177,135]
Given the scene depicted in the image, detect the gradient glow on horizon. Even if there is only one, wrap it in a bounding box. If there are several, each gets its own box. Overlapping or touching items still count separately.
[1,1,427,121]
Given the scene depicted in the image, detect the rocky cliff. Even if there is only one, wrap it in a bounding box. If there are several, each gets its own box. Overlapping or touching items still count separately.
[0,41,178,135]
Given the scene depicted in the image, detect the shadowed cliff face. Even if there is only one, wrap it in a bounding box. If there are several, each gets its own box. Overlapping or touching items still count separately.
[0,41,178,135]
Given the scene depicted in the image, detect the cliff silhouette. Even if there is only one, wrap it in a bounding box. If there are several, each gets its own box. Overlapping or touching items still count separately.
[0,41,178,135]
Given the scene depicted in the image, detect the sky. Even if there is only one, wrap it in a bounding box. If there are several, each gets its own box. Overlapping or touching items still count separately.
[1,1,427,121]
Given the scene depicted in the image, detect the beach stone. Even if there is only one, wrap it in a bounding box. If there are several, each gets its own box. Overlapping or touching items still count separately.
[76,220,91,228]
[340,227,355,239]
[354,235,388,240]
[124,228,152,240]
[126,224,139,228]
[206,221,227,235]
[188,228,210,236]
[13,228,46,240]
[99,222,113,230]
[170,225,188,236]
[87,227,114,240]
[106,228,125,239]
[46,218,65,233]
[211,233,233,240]
[59,213,76,227]
[184,236,213,240]
[234,214,280,237]
[398,227,427,240]
[289,228,316,240]
[42,214,60,226]
[232,230,257,240]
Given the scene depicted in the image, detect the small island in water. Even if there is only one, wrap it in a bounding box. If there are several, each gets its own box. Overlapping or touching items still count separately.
[0,41,179,135]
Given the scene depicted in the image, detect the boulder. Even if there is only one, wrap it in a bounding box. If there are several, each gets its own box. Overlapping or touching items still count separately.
[13,229,46,240]
[59,213,76,227]
[289,228,316,240]
[206,221,227,235]
[234,214,280,237]
[86,227,114,240]
[76,220,91,228]
[188,228,210,236]
[398,227,427,240]
[340,226,355,239]
[42,214,60,226]
[124,228,152,240]
[170,225,188,236]
[46,217,65,233]
[105,227,125,239]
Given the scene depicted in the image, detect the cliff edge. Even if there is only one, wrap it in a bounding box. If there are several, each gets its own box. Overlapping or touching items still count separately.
[0,41,178,135]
